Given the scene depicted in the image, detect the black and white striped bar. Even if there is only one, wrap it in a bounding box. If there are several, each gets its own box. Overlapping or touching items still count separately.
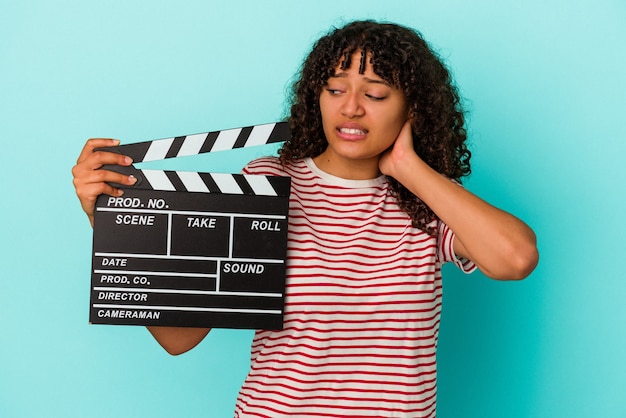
[140,171,288,196]
[103,121,289,163]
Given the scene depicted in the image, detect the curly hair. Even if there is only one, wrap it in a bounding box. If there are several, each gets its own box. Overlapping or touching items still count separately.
[279,20,471,235]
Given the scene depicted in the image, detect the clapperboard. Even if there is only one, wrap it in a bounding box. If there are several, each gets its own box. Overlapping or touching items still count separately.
[89,122,291,330]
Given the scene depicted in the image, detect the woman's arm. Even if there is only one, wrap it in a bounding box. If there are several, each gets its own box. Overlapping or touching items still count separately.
[380,122,539,280]
[147,327,211,355]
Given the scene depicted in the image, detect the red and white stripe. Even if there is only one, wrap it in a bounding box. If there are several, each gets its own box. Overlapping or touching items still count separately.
[235,157,475,418]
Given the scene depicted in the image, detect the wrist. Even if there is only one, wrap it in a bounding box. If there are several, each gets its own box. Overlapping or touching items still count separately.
[389,152,428,186]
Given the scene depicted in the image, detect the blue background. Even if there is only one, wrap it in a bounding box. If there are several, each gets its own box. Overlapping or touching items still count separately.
[1,1,625,417]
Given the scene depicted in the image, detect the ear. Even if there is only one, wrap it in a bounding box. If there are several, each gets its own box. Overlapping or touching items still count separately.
[404,110,415,136]
[406,107,415,122]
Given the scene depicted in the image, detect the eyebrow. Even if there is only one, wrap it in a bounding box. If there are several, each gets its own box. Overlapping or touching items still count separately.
[329,72,391,87]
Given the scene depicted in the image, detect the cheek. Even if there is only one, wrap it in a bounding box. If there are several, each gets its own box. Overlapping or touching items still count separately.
[319,106,331,127]
[319,101,337,133]
[389,107,409,133]
[382,113,406,135]
[319,95,336,117]
[379,112,408,148]
[381,134,398,151]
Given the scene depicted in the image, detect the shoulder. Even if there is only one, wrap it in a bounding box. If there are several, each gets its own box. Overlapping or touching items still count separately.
[243,156,284,176]
[243,157,310,178]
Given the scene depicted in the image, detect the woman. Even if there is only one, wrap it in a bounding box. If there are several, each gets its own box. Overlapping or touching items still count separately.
[73,20,538,418]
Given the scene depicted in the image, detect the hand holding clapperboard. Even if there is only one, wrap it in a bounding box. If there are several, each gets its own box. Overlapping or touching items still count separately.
[89,122,291,330]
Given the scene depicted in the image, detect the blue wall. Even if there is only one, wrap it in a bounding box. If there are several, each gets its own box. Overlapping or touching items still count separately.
[1,1,624,417]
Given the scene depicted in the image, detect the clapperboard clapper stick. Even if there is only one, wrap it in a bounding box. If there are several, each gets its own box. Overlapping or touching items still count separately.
[90,122,291,330]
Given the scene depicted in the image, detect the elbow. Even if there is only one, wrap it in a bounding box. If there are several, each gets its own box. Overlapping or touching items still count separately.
[507,245,539,280]
[497,239,539,281]
[160,343,192,356]
[148,335,194,355]
[157,335,209,356]
[480,236,539,281]
[146,326,210,356]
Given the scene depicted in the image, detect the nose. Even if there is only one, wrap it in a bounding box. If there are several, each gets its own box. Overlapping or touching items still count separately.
[340,92,364,118]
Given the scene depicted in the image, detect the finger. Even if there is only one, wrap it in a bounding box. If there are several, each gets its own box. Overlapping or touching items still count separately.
[77,181,124,203]
[76,138,120,164]
[392,121,414,153]
[76,182,125,219]
[72,153,132,184]
[74,173,138,215]
[85,151,133,171]
[399,121,413,144]
[73,167,138,191]
[74,151,133,179]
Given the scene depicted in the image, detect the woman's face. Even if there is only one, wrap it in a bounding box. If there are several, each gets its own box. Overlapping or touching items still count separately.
[316,51,408,179]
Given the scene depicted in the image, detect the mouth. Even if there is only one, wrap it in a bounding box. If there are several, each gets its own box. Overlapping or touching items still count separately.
[336,124,368,140]
[338,127,367,135]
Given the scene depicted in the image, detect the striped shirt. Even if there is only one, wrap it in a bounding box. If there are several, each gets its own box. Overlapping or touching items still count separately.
[235,157,475,418]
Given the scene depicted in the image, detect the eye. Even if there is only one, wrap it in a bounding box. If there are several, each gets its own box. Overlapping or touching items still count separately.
[326,88,343,95]
[365,93,386,101]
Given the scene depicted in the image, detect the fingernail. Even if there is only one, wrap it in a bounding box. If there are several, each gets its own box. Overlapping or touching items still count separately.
[117,189,124,196]
[124,156,133,165]
[129,175,137,184]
